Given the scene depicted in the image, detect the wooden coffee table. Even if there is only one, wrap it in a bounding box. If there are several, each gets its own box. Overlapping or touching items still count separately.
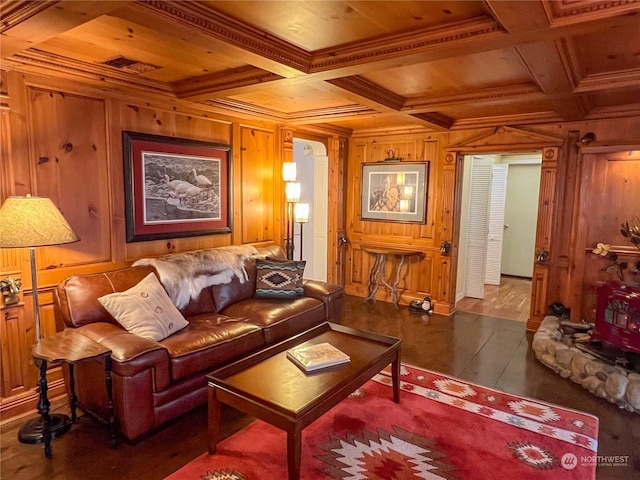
[207,322,401,480]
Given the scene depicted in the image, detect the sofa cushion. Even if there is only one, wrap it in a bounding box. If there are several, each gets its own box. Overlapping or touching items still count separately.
[160,314,264,381]
[55,265,157,328]
[98,273,189,341]
[255,259,306,298]
[221,297,325,344]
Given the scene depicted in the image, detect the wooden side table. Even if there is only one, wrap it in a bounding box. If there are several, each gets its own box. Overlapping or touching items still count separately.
[362,246,422,307]
[31,328,116,458]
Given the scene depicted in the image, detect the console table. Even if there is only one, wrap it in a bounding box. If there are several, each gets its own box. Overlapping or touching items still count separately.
[31,328,116,458]
[362,246,422,307]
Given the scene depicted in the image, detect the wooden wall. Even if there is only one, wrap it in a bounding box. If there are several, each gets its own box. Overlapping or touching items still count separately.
[344,121,640,325]
[0,70,286,420]
[1,66,639,423]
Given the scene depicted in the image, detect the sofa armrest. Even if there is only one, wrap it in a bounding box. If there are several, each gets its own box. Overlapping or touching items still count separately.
[303,280,345,323]
[76,323,171,391]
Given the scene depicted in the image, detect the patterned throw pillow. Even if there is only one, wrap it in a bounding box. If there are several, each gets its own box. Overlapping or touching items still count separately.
[255,259,306,299]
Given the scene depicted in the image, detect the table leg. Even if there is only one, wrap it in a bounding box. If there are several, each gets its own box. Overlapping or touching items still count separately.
[104,356,117,448]
[208,387,221,454]
[390,255,408,308]
[69,363,77,423]
[287,425,302,480]
[391,352,401,403]
[365,253,384,302]
[35,358,52,458]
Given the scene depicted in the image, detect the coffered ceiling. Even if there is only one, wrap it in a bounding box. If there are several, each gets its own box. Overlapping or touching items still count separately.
[2,0,639,133]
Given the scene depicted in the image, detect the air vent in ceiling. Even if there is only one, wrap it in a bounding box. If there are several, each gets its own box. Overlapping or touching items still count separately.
[101,56,160,74]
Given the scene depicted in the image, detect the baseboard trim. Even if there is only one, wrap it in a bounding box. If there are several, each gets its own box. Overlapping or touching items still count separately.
[0,380,67,425]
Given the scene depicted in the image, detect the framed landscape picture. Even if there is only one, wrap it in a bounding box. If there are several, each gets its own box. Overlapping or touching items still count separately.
[122,131,232,242]
[360,162,428,224]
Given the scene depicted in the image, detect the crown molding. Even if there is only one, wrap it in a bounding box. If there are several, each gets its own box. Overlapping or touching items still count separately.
[0,1,55,33]
[3,49,173,95]
[136,0,312,74]
[403,84,545,111]
[310,17,505,73]
[542,0,640,27]
[452,112,564,130]
[574,68,640,93]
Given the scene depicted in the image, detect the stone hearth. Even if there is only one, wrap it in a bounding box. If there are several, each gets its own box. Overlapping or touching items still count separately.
[533,316,640,413]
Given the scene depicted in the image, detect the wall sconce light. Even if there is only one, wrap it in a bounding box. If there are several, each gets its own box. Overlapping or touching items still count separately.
[282,162,297,182]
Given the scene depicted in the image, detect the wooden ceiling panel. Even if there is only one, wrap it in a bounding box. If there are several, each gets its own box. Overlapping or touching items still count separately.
[574,23,640,76]
[229,81,354,113]
[361,48,532,97]
[3,0,639,130]
[206,0,488,51]
[37,14,246,83]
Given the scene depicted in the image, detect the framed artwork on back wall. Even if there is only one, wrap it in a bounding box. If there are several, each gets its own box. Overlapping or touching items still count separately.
[360,161,429,224]
[122,131,232,242]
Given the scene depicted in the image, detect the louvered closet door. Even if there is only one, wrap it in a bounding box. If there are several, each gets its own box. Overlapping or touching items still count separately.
[485,164,509,285]
[464,157,492,299]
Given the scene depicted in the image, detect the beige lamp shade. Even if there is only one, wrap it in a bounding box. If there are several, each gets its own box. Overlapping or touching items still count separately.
[0,196,80,248]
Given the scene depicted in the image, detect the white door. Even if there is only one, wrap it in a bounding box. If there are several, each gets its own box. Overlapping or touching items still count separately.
[464,156,492,299]
[485,164,509,285]
[501,163,541,277]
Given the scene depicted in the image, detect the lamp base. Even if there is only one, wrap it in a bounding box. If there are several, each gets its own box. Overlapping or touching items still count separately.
[18,414,72,444]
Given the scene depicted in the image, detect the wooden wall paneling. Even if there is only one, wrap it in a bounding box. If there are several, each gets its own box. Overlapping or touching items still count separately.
[0,304,31,398]
[527,147,558,330]
[349,143,367,235]
[327,136,348,284]
[6,72,31,197]
[28,88,112,277]
[240,126,276,244]
[575,151,640,322]
[548,132,580,309]
[369,140,417,162]
[119,105,235,261]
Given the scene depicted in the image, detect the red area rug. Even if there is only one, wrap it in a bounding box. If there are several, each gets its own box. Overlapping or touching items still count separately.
[165,364,598,479]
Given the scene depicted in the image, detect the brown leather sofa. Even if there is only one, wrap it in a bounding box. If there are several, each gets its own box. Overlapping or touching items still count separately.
[53,245,344,441]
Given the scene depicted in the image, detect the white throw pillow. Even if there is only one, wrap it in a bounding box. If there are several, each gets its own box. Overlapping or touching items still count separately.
[98,273,188,341]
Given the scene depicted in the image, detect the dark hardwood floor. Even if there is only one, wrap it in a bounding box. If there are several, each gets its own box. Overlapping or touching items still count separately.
[1,295,638,479]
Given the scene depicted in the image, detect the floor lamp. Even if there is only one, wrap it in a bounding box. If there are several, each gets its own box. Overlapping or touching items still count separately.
[294,203,309,261]
[285,181,300,260]
[0,195,80,444]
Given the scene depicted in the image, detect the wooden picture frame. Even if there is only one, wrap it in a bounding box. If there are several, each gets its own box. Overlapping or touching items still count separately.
[360,162,428,224]
[123,131,232,242]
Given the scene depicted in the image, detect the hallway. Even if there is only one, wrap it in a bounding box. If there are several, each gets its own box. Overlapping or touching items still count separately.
[455,275,531,322]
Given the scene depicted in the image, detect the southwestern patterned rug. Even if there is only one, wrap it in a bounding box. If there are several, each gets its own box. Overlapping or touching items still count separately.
[165,364,598,480]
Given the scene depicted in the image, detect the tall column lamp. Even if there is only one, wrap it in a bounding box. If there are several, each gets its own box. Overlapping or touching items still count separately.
[294,202,309,261]
[0,195,80,444]
[282,162,300,260]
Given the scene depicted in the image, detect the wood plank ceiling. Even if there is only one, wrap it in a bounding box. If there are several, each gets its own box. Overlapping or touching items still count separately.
[2,0,639,133]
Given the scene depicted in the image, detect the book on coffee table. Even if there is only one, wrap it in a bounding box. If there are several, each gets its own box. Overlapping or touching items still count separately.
[286,342,350,372]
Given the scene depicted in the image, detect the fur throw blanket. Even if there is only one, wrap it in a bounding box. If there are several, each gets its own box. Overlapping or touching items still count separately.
[133,245,258,309]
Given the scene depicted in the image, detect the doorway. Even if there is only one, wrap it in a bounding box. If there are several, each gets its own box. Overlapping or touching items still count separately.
[292,139,328,281]
[455,153,542,321]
